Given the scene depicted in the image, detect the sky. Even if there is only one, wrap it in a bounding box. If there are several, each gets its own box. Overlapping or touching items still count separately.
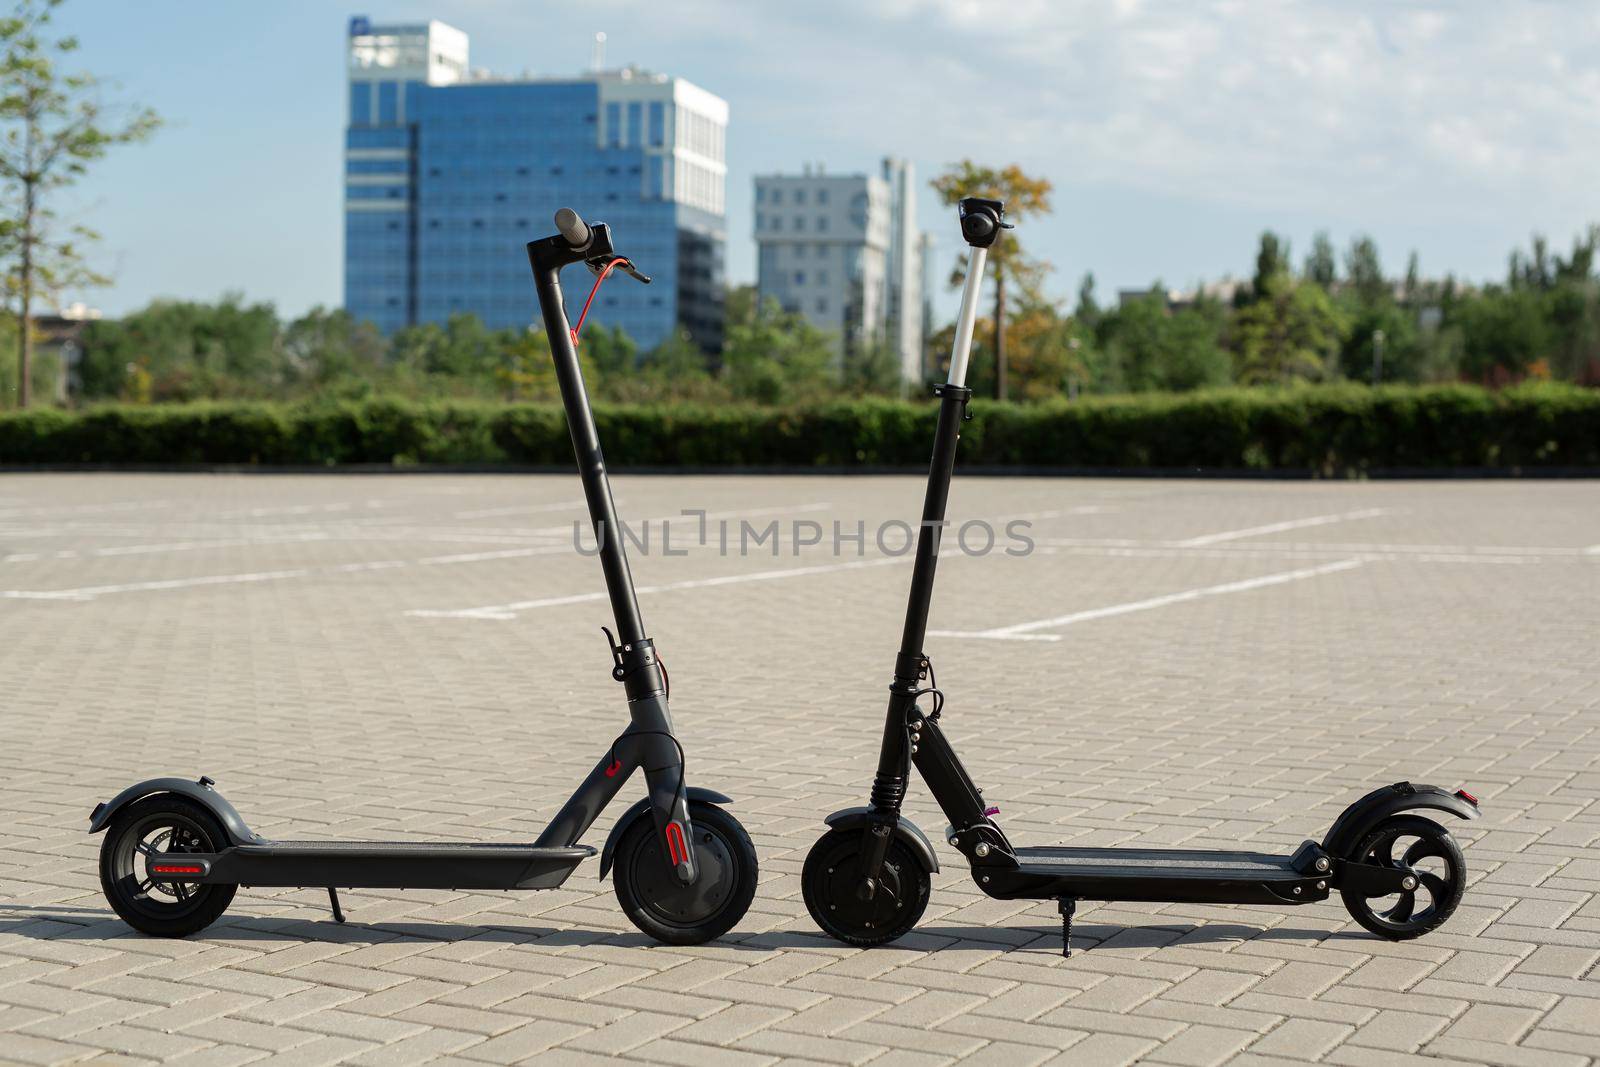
[47,0,1600,324]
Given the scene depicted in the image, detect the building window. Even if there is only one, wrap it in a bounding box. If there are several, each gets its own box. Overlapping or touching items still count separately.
[816,298,828,313]
[377,81,398,124]
[795,189,806,205]
[818,271,829,285]
[349,83,371,125]
[606,102,622,146]
[648,101,665,146]
[771,216,781,231]
[817,216,829,233]
[755,187,765,203]
[770,189,782,205]
[794,271,806,286]
[794,216,804,231]
[817,188,829,205]
[628,102,642,147]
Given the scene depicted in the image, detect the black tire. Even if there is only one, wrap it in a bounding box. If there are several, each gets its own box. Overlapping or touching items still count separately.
[612,801,757,946]
[802,827,931,947]
[1340,815,1466,941]
[99,794,236,938]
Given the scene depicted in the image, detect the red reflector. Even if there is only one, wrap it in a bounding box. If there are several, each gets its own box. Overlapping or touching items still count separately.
[664,822,688,866]
[1455,788,1478,806]
[151,864,204,874]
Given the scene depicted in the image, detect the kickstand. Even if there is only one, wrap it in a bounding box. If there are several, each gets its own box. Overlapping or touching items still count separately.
[328,888,346,924]
[1058,897,1075,959]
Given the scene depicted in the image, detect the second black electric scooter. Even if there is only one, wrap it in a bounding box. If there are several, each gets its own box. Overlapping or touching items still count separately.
[801,197,1480,955]
[90,209,757,945]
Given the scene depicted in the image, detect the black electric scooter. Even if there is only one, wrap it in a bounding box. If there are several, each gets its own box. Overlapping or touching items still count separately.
[801,197,1480,955]
[90,209,757,945]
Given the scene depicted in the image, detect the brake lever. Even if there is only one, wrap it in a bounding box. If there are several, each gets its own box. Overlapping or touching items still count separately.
[585,256,651,285]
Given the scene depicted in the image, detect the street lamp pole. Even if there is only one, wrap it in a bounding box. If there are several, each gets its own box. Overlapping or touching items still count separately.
[1372,328,1385,385]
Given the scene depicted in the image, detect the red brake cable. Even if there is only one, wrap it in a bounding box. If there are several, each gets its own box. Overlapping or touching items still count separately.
[570,258,627,347]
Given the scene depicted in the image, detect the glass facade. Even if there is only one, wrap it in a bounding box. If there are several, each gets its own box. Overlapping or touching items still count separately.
[345,26,726,351]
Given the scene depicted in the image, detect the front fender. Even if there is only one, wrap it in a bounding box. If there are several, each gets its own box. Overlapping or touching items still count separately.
[1322,781,1480,859]
[88,777,260,846]
[598,786,732,880]
[823,806,940,874]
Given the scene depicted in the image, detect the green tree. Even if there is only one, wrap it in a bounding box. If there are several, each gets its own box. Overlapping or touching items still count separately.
[281,307,384,391]
[1,0,161,406]
[1304,232,1337,287]
[1230,273,1348,384]
[722,294,833,403]
[78,295,281,400]
[1100,290,1231,393]
[841,336,899,395]
[1344,235,1387,304]
[930,161,1053,401]
[1248,231,1292,303]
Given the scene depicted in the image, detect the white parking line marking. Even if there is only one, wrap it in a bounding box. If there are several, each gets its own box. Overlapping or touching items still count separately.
[1175,508,1389,546]
[407,555,914,620]
[1037,541,1562,566]
[0,503,840,603]
[4,568,317,601]
[929,558,1365,642]
[0,500,174,519]
[452,498,590,519]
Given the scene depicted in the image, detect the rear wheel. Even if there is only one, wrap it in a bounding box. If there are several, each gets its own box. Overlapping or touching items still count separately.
[613,801,757,945]
[99,795,236,938]
[1340,815,1465,940]
[802,827,931,947]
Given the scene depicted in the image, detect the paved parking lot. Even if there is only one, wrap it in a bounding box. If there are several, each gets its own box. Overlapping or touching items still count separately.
[1,472,1597,1066]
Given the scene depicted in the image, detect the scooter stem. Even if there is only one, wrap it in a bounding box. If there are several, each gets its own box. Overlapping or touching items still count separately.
[947,245,987,389]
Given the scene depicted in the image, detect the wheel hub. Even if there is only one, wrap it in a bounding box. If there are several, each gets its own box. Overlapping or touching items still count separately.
[812,839,911,936]
[629,825,736,927]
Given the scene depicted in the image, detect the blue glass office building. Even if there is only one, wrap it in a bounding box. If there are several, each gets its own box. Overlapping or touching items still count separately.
[344,18,727,351]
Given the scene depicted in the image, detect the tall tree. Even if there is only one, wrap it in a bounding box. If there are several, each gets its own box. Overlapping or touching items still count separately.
[930,161,1053,401]
[1344,235,1386,303]
[1304,232,1337,288]
[1,0,160,407]
[1250,231,1292,300]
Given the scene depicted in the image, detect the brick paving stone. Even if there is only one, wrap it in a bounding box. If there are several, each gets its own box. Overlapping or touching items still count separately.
[1,474,1597,1065]
[1247,1018,1353,1058]
[1343,1007,1452,1051]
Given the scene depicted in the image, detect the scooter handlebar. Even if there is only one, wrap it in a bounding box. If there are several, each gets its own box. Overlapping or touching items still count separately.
[554,207,591,249]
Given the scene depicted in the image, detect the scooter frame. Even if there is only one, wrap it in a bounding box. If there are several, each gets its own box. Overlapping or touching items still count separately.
[90,213,728,927]
[815,197,1480,954]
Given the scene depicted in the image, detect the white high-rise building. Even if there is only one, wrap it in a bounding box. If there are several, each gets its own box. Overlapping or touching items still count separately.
[754,158,925,382]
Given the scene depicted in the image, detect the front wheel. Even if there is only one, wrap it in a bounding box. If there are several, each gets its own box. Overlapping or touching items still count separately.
[612,801,757,945]
[802,827,931,946]
[99,794,236,937]
[1340,815,1466,940]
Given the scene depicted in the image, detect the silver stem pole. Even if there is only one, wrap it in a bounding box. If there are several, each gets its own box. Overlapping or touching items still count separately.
[946,246,987,388]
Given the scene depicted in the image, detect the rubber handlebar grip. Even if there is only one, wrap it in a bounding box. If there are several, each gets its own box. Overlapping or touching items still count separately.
[554,208,590,248]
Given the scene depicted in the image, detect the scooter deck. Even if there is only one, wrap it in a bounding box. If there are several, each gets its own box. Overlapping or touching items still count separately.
[159,841,596,891]
[999,845,1326,905]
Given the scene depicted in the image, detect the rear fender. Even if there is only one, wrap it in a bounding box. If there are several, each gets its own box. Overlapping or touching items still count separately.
[88,777,260,846]
[1322,781,1480,859]
[598,786,732,880]
[823,806,940,874]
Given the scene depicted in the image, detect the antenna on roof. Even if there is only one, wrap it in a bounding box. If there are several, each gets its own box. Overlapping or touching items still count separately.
[592,32,606,72]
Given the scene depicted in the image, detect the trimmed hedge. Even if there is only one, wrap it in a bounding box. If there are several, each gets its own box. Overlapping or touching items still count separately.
[1,384,1596,473]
